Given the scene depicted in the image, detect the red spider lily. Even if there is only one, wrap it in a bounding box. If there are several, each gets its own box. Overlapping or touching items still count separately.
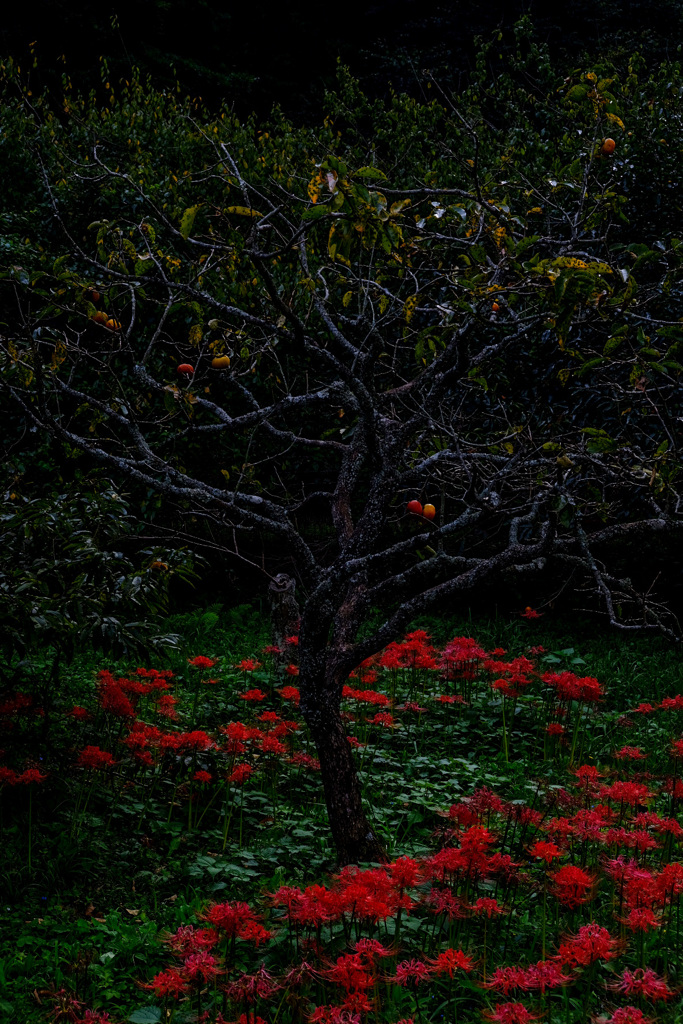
[236,1014,268,1024]
[392,959,432,986]
[390,856,421,889]
[529,840,563,863]
[428,948,474,977]
[436,694,467,704]
[262,645,282,655]
[470,897,506,918]
[598,1009,654,1024]
[469,787,507,816]
[236,659,262,672]
[378,644,406,670]
[187,656,216,668]
[289,884,341,927]
[309,1005,361,1024]
[289,752,321,771]
[0,692,33,716]
[614,746,646,760]
[193,770,212,784]
[322,953,374,992]
[97,674,135,718]
[18,767,48,783]
[67,706,91,720]
[600,781,655,806]
[353,938,394,961]
[279,685,300,702]
[610,968,674,1001]
[240,688,267,701]
[633,703,656,714]
[183,951,221,983]
[145,967,190,998]
[224,965,279,1002]
[165,925,219,955]
[285,664,300,676]
[544,672,603,703]
[372,712,396,726]
[605,828,659,853]
[570,806,614,841]
[342,686,390,707]
[487,853,523,884]
[258,711,280,723]
[0,767,19,786]
[671,737,683,758]
[201,901,256,936]
[512,806,543,829]
[546,723,566,735]
[556,923,622,967]
[285,635,299,645]
[279,961,315,988]
[486,962,567,994]
[550,864,596,907]
[81,1010,115,1023]
[261,735,287,755]
[659,694,683,711]
[155,694,179,719]
[447,801,480,826]
[441,636,487,666]
[656,861,683,901]
[492,679,520,698]
[651,815,683,837]
[483,1002,542,1024]
[572,764,604,787]
[239,920,272,946]
[77,746,116,770]
[426,887,466,919]
[341,992,375,1016]
[521,606,541,619]
[177,730,214,752]
[621,907,661,932]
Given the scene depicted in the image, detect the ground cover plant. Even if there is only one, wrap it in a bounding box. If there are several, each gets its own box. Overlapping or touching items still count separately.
[2,614,683,1024]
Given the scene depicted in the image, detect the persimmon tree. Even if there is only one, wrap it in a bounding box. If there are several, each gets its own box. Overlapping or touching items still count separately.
[2,46,683,861]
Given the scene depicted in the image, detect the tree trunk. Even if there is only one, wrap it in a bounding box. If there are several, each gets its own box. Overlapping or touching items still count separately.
[301,682,388,866]
[267,574,300,660]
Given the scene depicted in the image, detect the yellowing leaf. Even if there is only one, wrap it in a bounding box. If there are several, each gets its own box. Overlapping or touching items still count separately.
[179,204,201,240]
[224,206,263,218]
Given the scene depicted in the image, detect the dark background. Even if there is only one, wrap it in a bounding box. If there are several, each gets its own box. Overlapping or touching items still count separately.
[2,0,683,120]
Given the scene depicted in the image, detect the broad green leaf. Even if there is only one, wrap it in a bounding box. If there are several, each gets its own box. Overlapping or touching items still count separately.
[179,204,202,239]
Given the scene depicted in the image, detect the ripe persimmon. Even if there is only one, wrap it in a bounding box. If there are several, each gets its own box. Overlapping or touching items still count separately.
[91,311,108,325]
[422,503,436,520]
[406,499,423,516]
[105,318,121,331]
[211,355,231,368]
[492,301,500,313]
[177,363,194,375]
[601,138,616,156]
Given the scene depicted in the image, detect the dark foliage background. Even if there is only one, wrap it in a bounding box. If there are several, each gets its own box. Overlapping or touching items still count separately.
[2,0,683,119]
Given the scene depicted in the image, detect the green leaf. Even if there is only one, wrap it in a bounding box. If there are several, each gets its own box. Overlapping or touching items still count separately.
[128,1009,162,1024]
[603,334,625,356]
[179,205,202,239]
[353,166,387,180]
[224,205,263,218]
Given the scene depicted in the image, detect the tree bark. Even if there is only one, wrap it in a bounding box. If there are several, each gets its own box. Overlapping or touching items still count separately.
[267,574,300,659]
[306,702,387,865]
[298,634,388,866]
